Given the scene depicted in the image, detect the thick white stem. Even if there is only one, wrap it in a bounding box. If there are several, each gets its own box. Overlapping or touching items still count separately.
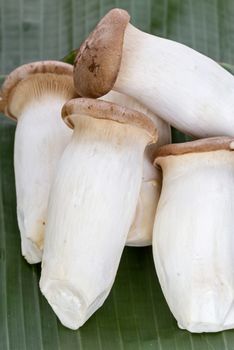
[102,91,170,246]
[127,151,161,246]
[115,24,234,138]
[40,115,150,329]
[153,151,234,332]
[14,95,72,263]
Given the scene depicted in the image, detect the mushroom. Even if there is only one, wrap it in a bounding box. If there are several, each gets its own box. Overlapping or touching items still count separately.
[74,8,234,138]
[153,137,234,333]
[0,61,77,263]
[102,90,171,246]
[40,98,157,329]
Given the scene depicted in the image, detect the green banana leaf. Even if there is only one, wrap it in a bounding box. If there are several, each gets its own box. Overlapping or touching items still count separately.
[220,62,234,75]
[1,1,234,349]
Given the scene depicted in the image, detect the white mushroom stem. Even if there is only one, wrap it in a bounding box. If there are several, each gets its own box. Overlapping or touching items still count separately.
[127,152,161,246]
[115,24,234,138]
[15,95,72,263]
[153,145,234,332]
[102,91,171,246]
[0,62,76,264]
[40,100,155,329]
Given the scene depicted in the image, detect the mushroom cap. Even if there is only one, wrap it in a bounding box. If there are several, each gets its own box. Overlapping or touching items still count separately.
[62,98,157,142]
[73,8,130,98]
[154,136,234,165]
[0,60,76,120]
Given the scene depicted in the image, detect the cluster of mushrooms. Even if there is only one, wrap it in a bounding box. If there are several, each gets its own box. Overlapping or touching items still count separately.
[1,8,234,333]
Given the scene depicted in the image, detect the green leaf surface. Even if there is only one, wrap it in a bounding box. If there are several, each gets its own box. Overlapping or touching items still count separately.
[1,1,234,349]
[220,62,234,75]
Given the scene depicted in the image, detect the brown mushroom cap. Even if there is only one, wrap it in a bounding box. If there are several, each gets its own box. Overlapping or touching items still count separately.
[73,8,130,98]
[154,136,234,165]
[0,61,76,120]
[62,98,157,142]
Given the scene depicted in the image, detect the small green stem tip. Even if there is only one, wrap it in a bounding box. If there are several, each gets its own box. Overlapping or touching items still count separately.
[61,49,78,65]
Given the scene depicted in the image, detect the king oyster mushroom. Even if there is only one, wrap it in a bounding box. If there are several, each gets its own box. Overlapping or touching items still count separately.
[102,90,171,246]
[40,98,157,329]
[153,137,234,333]
[74,8,234,138]
[0,61,77,263]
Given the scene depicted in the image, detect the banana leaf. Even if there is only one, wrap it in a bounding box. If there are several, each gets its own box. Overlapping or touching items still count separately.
[1,1,234,349]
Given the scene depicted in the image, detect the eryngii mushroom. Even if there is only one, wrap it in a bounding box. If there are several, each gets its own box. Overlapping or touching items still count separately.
[74,8,234,138]
[40,98,157,330]
[102,90,171,246]
[0,61,77,264]
[153,137,234,333]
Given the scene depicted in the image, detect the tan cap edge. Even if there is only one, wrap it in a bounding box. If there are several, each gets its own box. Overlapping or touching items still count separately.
[154,136,234,165]
[73,8,130,98]
[62,98,157,142]
[0,60,74,118]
